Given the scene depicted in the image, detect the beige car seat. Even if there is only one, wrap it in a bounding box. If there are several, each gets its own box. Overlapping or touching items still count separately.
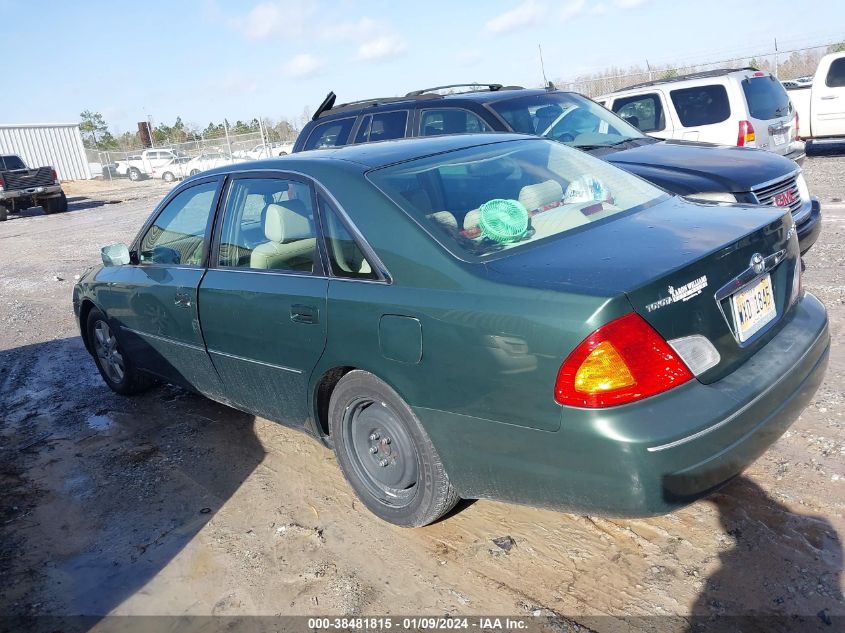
[250,200,316,271]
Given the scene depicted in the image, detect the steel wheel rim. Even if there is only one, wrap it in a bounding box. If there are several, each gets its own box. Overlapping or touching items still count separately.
[343,398,419,507]
[92,320,125,384]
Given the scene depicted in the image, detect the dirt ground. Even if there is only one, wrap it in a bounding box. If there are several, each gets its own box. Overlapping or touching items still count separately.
[1,160,844,632]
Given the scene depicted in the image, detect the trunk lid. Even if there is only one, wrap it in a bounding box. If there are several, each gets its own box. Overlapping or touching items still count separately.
[485,196,799,382]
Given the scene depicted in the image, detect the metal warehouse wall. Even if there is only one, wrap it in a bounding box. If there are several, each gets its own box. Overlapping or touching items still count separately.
[0,124,91,181]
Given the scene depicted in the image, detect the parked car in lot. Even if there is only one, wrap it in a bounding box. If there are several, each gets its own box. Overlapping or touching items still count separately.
[786,52,845,142]
[117,149,186,181]
[0,154,67,221]
[235,142,294,159]
[74,135,829,527]
[597,68,804,161]
[151,156,193,182]
[293,84,821,253]
[114,155,142,177]
[185,152,246,176]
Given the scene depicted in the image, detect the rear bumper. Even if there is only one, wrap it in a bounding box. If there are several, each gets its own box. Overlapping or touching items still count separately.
[797,196,822,255]
[0,184,63,202]
[418,293,829,516]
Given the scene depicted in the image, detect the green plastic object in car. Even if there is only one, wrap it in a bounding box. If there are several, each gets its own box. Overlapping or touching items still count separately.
[479,198,529,243]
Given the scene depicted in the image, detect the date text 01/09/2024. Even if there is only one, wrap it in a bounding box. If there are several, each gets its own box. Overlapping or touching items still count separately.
[307,616,530,629]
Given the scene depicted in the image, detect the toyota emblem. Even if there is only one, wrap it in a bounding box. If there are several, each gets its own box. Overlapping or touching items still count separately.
[750,253,765,275]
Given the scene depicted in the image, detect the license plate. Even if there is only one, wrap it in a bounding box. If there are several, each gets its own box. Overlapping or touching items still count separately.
[773,132,787,145]
[730,274,776,342]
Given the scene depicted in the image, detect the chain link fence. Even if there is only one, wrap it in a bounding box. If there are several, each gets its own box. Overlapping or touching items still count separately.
[553,41,842,98]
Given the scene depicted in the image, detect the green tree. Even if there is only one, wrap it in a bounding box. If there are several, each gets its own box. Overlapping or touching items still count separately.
[828,41,845,54]
[79,110,117,150]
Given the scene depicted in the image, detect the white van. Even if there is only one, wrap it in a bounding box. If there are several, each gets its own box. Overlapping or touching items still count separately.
[598,68,804,162]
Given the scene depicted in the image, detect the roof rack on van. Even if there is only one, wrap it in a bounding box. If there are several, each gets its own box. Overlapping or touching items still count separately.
[311,91,444,119]
[405,83,523,97]
[620,67,760,92]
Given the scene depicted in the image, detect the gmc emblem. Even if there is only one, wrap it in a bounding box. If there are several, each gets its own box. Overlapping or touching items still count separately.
[773,190,795,207]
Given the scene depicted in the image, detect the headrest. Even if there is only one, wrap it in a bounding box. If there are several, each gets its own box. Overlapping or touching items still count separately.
[427,211,458,230]
[518,180,563,211]
[264,200,312,243]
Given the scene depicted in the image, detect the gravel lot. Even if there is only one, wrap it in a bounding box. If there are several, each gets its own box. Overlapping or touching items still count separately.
[1,158,843,631]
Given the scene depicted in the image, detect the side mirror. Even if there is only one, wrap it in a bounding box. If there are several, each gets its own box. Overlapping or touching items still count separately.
[101,243,131,266]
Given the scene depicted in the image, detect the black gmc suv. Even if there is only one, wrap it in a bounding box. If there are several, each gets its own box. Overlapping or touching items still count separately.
[292,84,821,254]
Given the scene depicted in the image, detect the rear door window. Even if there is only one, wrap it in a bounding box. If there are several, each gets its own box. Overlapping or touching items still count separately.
[354,111,408,143]
[1,155,26,170]
[669,84,731,127]
[826,57,845,87]
[419,109,493,135]
[303,117,356,150]
[741,75,791,120]
[611,93,665,132]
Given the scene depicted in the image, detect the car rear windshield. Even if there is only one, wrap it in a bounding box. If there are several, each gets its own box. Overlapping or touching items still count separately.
[369,139,667,261]
[741,75,791,120]
[1,155,26,170]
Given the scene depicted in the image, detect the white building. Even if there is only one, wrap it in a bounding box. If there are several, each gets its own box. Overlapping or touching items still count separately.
[0,123,91,181]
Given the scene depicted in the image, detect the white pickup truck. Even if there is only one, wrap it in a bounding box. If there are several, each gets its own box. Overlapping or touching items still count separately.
[786,52,845,142]
[115,148,186,181]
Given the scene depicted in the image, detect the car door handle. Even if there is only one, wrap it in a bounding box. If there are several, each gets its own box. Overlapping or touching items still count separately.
[820,95,838,100]
[290,304,318,324]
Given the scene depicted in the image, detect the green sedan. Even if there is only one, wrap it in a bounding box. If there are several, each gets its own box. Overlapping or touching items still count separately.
[73,135,829,527]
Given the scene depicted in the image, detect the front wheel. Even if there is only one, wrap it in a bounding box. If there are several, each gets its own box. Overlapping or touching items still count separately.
[189,169,200,176]
[87,308,154,395]
[162,171,175,183]
[128,167,142,181]
[329,370,459,527]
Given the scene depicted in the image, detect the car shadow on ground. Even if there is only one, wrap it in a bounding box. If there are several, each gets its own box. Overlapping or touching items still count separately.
[0,337,265,631]
[685,476,843,632]
[2,197,119,221]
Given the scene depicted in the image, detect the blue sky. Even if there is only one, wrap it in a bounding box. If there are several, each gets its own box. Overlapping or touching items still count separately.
[6,0,845,133]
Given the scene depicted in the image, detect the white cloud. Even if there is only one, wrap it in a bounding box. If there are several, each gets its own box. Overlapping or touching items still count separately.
[357,34,407,62]
[485,1,544,35]
[283,53,324,78]
[560,0,587,21]
[231,1,315,40]
[614,0,648,8]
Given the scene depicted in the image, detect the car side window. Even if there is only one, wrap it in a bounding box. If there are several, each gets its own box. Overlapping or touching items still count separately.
[826,57,845,88]
[318,195,378,280]
[419,109,492,135]
[611,93,665,132]
[139,181,217,266]
[354,111,408,143]
[218,178,317,273]
[669,84,731,127]
[303,117,356,150]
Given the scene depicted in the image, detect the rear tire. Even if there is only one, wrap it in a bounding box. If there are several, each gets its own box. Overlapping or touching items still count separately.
[329,370,460,527]
[87,308,154,395]
[189,169,200,176]
[162,171,175,183]
[41,193,68,214]
[0,206,7,221]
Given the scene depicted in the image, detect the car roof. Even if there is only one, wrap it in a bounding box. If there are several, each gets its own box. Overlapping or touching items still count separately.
[605,67,763,94]
[314,88,558,120]
[200,133,537,175]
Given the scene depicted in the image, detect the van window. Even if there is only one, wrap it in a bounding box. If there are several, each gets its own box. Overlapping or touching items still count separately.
[354,111,408,143]
[419,109,492,135]
[669,85,731,127]
[741,75,791,120]
[826,57,845,88]
[611,93,665,132]
[303,117,356,150]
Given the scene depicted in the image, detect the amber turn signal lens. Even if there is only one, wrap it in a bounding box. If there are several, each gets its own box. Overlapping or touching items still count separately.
[574,341,636,393]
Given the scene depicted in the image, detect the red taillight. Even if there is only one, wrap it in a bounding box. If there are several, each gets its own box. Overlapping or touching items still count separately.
[737,120,756,147]
[51,168,58,183]
[794,112,800,141]
[554,313,694,408]
[0,174,4,190]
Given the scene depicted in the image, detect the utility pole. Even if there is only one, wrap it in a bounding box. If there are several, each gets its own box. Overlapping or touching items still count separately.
[774,38,779,78]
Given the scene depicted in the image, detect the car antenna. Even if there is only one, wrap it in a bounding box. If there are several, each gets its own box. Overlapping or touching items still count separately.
[312,92,337,120]
[538,44,549,87]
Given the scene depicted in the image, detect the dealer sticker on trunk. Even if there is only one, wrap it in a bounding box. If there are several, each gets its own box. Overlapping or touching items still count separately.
[646,275,709,313]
